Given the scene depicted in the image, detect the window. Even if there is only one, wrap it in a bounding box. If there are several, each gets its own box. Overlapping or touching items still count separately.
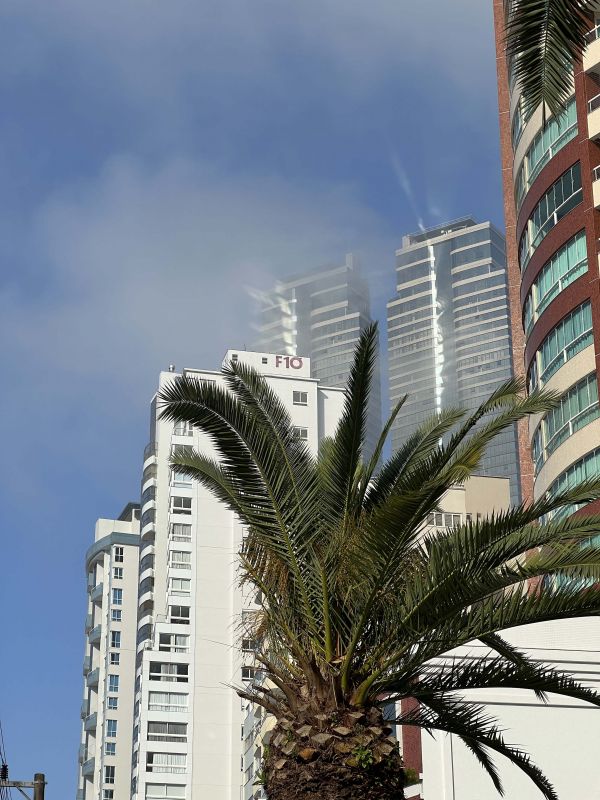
[519,163,582,270]
[142,486,156,505]
[169,551,191,570]
[145,784,186,799]
[113,567,123,580]
[111,609,122,622]
[146,753,186,774]
[169,606,190,625]
[528,302,593,391]
[104,766,115,785]
[171,497,192,515]
[261,357,268,364]
[173,420,193,436]
[140,553,155,572]
[106,719,118,737]
[110,652,120,666]
[114,546,124,563]
[293,391,308,406]
[149,662,189,683]
[142,463,158,484]
[242,638,256,652]
[531,373,599,474]
[107,697,118,710]
[169,578,191,596]
[110,631,121,649]
[515,98,578,208]
[103,792,114,800]
[523,231,588,334]
[170,523,191,542]
[172,469,192,488]
[171,469,192,487]
[148,692,188,712]
[108,674,120,693]
[147,722,188,743]
[293,426,308,441]
[547,447,600,519]
[159,633,189,653]
[241,666,258,681]
[105,742,116,756]
[112,588,122,605]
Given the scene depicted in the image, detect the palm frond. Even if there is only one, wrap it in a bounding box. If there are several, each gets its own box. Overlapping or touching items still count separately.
[506,0,592,118]
[398,697,558,800]
[320,323,378,521]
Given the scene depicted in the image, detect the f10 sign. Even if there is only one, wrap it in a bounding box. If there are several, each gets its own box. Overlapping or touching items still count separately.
[275,355,304,369]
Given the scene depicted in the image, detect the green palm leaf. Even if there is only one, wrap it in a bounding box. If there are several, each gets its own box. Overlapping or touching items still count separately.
[159,322,600,799]
[506,0,593,118]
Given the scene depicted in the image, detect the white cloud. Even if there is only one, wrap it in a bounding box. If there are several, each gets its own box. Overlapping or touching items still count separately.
[0,0,495,103]
[0,155,395,507]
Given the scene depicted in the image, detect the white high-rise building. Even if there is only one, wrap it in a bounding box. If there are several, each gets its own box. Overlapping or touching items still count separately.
[77,504,141,800]
[252,255,382,459]
[77,351,345,800]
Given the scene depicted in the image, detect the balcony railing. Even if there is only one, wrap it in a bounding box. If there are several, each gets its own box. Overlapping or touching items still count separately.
[586,24,600,44]
[80,700,88,719]
[81,757,95,777]
[89,625,102,644]
[84,613,93,633]
[83,655,91,676]
[589,92,600,114]
[84,712,97,732]
[86,668,100,688]
[90,583,104,604]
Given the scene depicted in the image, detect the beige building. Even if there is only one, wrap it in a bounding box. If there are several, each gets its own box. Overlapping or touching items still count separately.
[77,504,141,800]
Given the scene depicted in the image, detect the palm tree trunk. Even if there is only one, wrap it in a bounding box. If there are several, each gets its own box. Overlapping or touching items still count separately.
[263,706,405,800]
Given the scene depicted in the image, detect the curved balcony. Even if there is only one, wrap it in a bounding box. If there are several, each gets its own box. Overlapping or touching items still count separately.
[81,757,95,777]
[86,668,100,688]
[84,712,97,732]
[138,590,154,608]
[140,508,156,540]
[89,625,102,645]
[139,542,155,562]
[143,442,159,468]
[139,566,155,585]
[90,583,104,605]
[137,613,154,632]
[141,526,156,544]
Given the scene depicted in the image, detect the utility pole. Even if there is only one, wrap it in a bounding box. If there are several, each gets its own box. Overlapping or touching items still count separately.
[0,771,46,800]
[33,773,46,800]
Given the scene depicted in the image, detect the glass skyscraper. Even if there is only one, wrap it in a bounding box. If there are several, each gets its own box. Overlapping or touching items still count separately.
[386,217,521,503]
[253,254,382,457]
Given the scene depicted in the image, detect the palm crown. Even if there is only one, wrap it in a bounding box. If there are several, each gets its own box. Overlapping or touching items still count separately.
[159,325,600,800]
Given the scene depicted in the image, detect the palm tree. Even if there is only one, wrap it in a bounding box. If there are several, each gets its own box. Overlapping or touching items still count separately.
[159,325,600,800]
[505,0,595,118]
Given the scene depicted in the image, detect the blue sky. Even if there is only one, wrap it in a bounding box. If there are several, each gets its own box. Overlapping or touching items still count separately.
[0,1,503,794]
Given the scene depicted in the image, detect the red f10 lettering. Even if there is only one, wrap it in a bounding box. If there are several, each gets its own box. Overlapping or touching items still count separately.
[275,355,303,369]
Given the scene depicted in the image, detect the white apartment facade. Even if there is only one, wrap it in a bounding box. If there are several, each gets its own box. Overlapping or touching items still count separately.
[77,504,141,800]
[78,350,345,800]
